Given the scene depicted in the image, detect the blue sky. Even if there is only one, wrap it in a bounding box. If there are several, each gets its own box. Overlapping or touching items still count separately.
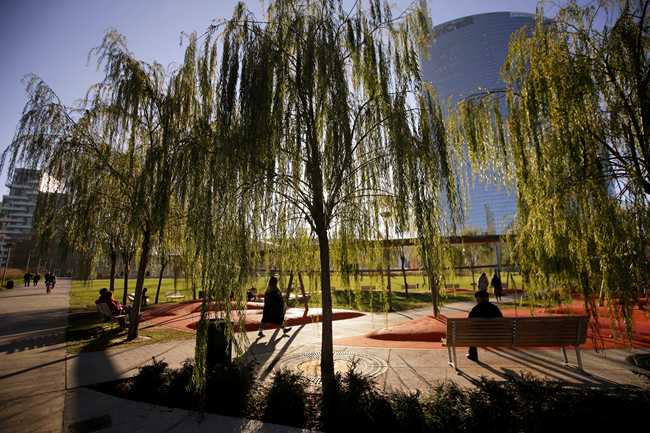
[0,0,543,193]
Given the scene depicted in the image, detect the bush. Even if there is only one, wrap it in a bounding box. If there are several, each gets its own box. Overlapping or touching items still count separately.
[166,359,196,409]
[129,358,169,403]
[263,369,309,427]
[204,360,255,416]
[322,362,398,433]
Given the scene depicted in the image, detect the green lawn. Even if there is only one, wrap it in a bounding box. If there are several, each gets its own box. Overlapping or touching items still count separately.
[65,310,193,353]
[71,271,520,312]
[70,278,194,311]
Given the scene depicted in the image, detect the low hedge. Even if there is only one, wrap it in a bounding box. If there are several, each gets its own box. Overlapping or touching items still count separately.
[95,358,650,432]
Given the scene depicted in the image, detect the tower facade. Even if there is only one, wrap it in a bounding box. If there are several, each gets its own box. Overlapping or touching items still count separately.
[0,168,41,267]
[422,12,536,234]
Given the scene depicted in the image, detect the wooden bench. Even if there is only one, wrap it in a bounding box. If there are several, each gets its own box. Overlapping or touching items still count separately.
[96,303,127,328]
[127,293,149,305]
[444,316,589,371]
[165,292,185,301]
[360,285,376,291]
[401,283,419,290]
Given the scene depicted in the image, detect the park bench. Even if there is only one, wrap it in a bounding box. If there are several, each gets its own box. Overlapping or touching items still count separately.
[127,292,149,305]
[165,291,185,301]
[401,283,419,290]
[287,293,311,303]
[360,285,376,291]
[444,315,589,371]
[96,303,127,328]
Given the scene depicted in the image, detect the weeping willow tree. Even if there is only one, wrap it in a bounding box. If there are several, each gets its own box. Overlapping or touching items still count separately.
[178,0,460,399]
[3,30,197,340]
[449,1,650,337]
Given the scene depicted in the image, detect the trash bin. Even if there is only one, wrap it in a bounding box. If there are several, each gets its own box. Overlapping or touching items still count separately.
[206,318,231,370]
[5,280,14,289]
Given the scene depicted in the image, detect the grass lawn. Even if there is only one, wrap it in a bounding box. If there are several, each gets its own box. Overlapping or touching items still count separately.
[71,271,517,313]
[66,310,194,353]
[70,278,194,311]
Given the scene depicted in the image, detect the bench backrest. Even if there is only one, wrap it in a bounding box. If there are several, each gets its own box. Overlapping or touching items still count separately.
[446,316,588,347]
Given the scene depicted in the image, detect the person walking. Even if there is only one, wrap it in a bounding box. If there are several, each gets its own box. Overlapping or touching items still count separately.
[23,272,32,287]
[258,276,291,337]
[33,273,41,287]
[467,290,503,362]
[478,272,489,292]
[491,272,503,303]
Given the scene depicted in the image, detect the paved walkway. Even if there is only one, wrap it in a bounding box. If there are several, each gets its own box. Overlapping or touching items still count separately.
[0,279,69,433]
[67,295,650,391]
[2,283,648,433]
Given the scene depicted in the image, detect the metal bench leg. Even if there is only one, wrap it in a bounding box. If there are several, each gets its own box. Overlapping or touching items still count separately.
[575,346,584,371]
[447,343,453,366]
[561,346,568,365]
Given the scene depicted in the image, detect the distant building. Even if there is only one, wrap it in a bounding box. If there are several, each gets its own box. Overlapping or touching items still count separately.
[422,12,537,234]
[0,168,41,267]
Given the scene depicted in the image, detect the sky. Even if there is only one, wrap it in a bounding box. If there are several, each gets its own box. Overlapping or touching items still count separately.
[0,0,543,194]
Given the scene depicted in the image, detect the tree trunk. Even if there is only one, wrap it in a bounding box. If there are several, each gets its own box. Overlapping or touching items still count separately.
[128,229,152,340]
[109,248,117,292]
[400,254,409,298]
[122,251,130,305]
[430,272,440,317]
[316,227,335,403]
[155,255,167,304]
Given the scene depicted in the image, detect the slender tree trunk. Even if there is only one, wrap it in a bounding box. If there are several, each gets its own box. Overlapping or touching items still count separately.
[298,272,308,311]
[316,226,335,403]
[128,229,152,340]
[109,248,117,292]
[155,255,167,304]
[400,253,409,298]
[122,251,130,305]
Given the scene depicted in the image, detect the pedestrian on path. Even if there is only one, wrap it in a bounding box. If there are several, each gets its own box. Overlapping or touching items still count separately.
[33,273,41,287]
[258,276,291,337]
[478,272,489,292]
[23,272,32,287]
[491,272,503,303]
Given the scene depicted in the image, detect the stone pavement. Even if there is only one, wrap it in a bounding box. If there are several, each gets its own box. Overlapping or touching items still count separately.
[2,283,648,433]
[0,279,69,433]
[66,296,650,391]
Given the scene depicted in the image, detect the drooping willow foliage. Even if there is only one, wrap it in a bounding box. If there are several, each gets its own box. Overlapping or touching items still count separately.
[4,0,461,396]
[449,1,650,340]
[181,0,460,396]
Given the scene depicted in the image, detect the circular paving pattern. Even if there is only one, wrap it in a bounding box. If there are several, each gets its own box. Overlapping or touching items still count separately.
[276,351,388,384]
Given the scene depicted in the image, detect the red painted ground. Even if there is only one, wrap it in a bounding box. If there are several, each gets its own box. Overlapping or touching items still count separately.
[141,298,650,350]
[336,299,650,350]
[140,301,364,333]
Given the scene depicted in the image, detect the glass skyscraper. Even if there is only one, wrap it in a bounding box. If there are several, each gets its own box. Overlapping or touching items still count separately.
[422,12,536,234]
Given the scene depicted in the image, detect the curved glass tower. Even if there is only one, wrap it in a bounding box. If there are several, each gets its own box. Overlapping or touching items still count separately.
[422,12,536,234]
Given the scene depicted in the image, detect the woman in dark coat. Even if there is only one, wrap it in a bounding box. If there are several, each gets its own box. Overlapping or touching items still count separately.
[491,272,503,303]
[258,276,291,337]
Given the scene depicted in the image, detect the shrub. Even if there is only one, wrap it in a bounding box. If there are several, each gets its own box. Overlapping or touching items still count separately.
[391,391,428,433]
[204,360,255,416]
[129,358,169,403]
[166,359,196,409]
[322,362,398,433]
[263,369,309,427]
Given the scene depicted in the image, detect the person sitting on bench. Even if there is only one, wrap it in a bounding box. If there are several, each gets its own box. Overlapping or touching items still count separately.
[467,290,502,362]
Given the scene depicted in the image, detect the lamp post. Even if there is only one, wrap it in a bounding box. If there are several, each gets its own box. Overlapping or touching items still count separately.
[380,211,392,311]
